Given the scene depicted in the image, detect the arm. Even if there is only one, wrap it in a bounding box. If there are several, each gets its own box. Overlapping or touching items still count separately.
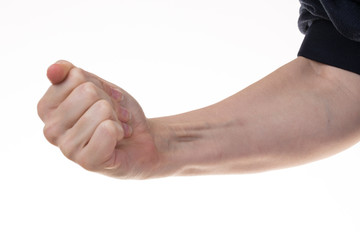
[38,57,360,179]
[150,57,360,176]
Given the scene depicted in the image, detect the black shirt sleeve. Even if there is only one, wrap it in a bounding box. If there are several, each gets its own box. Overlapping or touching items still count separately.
[298,0,360,75]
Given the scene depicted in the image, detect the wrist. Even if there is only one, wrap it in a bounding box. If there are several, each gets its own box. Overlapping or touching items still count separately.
[147,106,242,177]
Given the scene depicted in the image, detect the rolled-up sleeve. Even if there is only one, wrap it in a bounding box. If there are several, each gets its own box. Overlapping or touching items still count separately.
[298,0,360,75]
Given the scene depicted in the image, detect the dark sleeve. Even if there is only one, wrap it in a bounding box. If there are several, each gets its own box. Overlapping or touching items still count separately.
[297,0,360,75]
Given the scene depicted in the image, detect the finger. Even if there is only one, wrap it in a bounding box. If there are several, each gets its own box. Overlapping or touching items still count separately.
[83,71,116,95]
[78,75,135,139]
[43,82,114,144]
[47,60,117,94]
[58,99,119,163]
[38,67,88,121]
[65,71,131,125]
[76,119,124,171]
[40,67,122,114]
[47,60,75,85]
[83,71,128,103]
[116,105,131,123]
[121,122,133,138]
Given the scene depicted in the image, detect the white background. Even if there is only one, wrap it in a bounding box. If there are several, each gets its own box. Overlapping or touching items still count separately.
[1,0,359,239]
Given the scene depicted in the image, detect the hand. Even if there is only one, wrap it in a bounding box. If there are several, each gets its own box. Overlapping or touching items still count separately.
[38,60,162,179]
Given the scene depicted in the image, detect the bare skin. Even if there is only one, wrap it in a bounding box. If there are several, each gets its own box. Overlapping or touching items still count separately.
[38,57,360,179]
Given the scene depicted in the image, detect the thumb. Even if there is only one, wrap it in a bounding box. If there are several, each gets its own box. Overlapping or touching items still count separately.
[47,60,75,85]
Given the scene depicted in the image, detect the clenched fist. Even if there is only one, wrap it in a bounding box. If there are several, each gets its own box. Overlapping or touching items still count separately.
[37,61,163,179]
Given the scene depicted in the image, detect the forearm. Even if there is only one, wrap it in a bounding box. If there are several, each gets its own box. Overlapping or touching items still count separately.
[149,57,360,177]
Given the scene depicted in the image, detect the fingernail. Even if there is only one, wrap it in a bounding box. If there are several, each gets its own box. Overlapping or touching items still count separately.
[111,88,124,101]
[122,123,133,138]
[118,107,131,122]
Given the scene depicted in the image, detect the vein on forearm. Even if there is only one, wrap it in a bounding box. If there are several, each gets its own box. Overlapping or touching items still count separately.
[150,57,360,176]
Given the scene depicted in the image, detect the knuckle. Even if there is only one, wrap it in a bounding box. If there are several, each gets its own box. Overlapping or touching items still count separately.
[58,135,77,160]
[95,99,114,119]
[43,122,61,145]
[65,68,87,89]
[37,95,53,122]
[100,120,118,138]
[37,99,46,120]
[77,157,98,172]
[77,82,100,103]
[68,67,86,84]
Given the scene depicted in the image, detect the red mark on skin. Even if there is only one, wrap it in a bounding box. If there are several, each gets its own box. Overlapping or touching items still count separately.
[111,88,124,101]
[47,63,66,85]
[46,60,74,85]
